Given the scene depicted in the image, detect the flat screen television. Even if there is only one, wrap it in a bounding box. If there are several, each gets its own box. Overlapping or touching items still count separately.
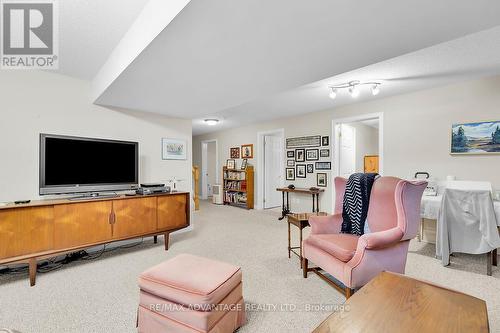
[39,134,139,195]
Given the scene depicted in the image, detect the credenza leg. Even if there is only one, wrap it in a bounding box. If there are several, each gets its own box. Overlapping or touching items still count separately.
[164,233,170,251]
[153,235,158,244]
[29,258,37,287]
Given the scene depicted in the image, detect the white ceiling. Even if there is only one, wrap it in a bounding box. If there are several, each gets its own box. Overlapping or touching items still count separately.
[56,0,149,79]
[191,26,500,135]
[94,0,500,127]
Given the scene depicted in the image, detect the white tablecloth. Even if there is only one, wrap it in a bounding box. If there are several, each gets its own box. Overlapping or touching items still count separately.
[421,195,500,226]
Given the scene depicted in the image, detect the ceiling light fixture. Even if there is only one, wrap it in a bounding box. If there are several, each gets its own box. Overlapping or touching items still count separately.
[204,119,219,126]
[328,80,381,100]
[329,88,337,100]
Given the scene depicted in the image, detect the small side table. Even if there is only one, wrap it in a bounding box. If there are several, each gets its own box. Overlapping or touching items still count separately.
[287,212,327,267]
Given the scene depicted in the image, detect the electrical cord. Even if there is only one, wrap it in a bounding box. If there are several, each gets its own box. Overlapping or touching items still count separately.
[0,237,146,276]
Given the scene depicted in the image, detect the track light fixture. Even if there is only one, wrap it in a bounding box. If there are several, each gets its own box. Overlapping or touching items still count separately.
[328,80,381,100]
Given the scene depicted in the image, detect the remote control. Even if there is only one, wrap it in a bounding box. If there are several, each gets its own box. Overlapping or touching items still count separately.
[14,200,31,204]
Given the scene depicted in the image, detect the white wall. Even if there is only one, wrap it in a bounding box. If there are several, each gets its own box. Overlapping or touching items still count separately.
[0,71,193,203]
[193,75,500,213]
[206,141,217,195]
[348,122,378,173]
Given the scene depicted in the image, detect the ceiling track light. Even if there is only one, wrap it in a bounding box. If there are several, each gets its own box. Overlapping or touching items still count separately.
[327,80,381,99]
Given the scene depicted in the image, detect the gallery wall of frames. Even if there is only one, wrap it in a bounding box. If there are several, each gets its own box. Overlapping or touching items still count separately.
[285,135,330,187]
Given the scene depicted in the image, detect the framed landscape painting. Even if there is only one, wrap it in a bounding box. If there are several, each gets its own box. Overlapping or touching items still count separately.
[451,121,500,154]
[162,138,187,160]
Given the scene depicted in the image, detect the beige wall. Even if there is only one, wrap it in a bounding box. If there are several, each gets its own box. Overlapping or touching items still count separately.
[0,71,193,203]
[194,75,500,213]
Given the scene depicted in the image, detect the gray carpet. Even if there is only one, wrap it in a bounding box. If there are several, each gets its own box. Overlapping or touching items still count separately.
[0,201,499,332]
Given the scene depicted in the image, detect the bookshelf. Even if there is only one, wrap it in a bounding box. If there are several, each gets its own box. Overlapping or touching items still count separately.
[223,165,254,209]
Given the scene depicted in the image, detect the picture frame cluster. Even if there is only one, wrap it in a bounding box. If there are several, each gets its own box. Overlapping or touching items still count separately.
[227,144,253,170]
[285,135,330,187]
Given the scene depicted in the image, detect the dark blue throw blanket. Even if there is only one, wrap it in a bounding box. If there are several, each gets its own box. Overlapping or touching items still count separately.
[341,173,379,236]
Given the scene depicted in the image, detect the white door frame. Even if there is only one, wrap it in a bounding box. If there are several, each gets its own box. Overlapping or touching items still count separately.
[256,128,285,210]
[332,112,384,178]
[201,139,219,200]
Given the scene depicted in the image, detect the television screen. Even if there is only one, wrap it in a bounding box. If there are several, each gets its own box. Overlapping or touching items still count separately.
[40,134,138,195]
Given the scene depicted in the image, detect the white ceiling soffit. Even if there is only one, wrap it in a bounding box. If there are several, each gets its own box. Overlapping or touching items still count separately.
[94,0,500,118]
[91,0,191,101]
[192,26,500,135]
[56,0,150,80]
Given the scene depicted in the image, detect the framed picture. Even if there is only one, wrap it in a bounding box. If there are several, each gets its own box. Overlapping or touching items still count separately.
[307,164,314,173]
[230,147,240,159]
[286,168,295,180]
[227,159,236,169]
[317,173,327,187]
[296,164,306,178]
[320,149,330,157]
[451,121,500,154]
[241,159,248,170]
[287,150,295,158]
[286,135,321,148]
[287,160,295,167]
[322,136,329,146]
[306,149,319,161]
[315,161,331,170]
[241,144,254,158]
[162,138,187,160]
[295,149,305,162]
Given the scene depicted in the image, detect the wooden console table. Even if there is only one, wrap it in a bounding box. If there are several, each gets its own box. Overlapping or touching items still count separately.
[0,192,190,286]
[313,271,489,333]
[276,187,324,220]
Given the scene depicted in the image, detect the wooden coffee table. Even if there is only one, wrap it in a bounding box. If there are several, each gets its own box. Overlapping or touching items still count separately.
[287,212,327,267]
[313,271,489,333]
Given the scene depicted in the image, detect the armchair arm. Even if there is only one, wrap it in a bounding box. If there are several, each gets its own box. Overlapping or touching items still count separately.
[358,227,404,250]
[309,214,343,234]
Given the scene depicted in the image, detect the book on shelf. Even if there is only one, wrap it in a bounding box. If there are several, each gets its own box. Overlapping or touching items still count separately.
[224,191,247,204]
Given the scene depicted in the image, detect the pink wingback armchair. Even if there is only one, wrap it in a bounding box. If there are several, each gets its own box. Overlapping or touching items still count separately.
[302,176,427,298]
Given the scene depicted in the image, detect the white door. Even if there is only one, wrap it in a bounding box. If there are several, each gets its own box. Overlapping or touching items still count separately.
[339,124,356,178]
[264,135,283,208]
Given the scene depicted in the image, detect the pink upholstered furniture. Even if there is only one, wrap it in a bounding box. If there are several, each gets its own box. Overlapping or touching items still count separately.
[302,176,427,298]
[138,254,246,333]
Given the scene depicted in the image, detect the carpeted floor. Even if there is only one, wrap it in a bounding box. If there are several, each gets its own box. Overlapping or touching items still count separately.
[0,200,499,333]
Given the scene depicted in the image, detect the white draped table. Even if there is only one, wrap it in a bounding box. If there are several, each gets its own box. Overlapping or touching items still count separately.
[421,195,500,225]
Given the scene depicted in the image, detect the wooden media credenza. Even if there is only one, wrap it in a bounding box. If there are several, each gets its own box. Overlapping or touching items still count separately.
[0,192,190,286]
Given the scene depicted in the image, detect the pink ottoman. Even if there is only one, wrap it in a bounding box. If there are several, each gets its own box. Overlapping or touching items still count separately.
[137,254,246,333]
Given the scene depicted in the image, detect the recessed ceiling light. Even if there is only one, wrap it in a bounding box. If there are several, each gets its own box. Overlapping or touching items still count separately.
[204,119,219,126]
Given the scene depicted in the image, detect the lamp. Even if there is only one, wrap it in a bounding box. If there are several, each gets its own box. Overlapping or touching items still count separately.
[328,80,381,100]
[329,88,337,100]
[204,119,219,126]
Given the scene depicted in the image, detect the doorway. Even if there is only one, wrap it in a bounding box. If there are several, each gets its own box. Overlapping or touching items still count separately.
[333,113,383,179]
[257,129,285,209]
[201,139,219,200]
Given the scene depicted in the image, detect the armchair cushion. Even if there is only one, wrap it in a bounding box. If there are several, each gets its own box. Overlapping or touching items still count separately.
[309,214,343,235]
[306,234,359,262]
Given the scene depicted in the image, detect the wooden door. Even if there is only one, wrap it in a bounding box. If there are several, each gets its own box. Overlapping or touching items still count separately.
[112,197,157,239]
[54,201,112,249]
[158,194,188,230]
[0,206,54,260]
